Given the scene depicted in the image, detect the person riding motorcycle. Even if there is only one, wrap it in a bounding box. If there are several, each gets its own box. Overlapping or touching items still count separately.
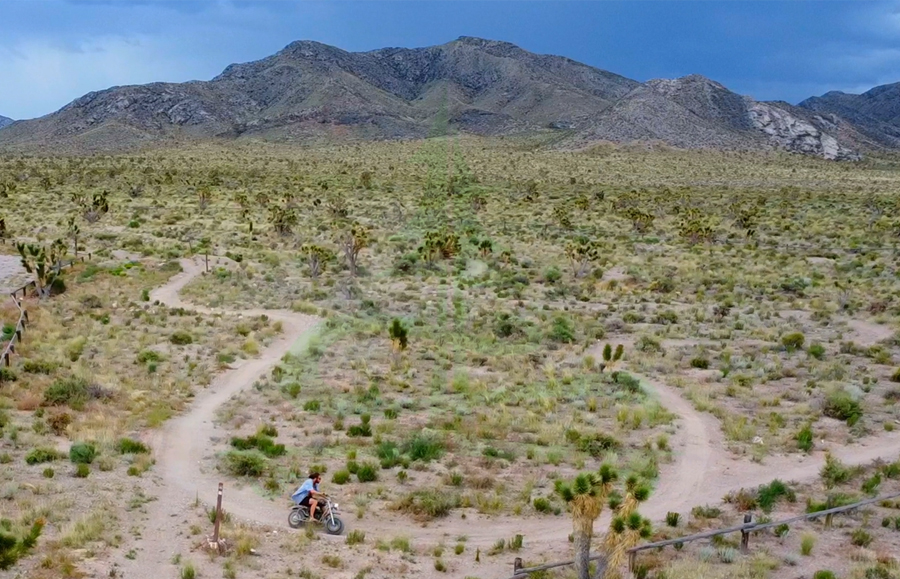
[291,472,324,522]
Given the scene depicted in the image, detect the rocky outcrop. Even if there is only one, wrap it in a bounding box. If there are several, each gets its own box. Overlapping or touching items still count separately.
[747,101,858,160]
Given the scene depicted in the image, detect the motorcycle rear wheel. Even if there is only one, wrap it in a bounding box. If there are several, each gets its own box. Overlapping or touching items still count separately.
[288,509,306,529]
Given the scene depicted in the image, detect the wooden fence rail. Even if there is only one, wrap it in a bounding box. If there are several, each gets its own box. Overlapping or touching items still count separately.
[507,490,900,579]
[0,256,85,368]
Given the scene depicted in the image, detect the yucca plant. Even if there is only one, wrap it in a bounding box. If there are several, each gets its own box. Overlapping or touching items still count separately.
[555,464,618,579]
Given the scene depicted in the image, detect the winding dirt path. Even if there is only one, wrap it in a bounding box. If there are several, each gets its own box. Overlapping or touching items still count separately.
[118,258,900,578]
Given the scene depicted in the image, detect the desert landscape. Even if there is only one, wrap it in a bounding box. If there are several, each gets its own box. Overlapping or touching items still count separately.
[1,24,900,579]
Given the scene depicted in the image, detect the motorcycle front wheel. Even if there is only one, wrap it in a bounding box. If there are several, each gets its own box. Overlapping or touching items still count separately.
[288,509,306,529]
[325,516,344,535]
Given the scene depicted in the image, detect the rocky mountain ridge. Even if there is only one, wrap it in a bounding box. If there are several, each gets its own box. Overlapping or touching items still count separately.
[0,36,894,159]
[0,116,13,130]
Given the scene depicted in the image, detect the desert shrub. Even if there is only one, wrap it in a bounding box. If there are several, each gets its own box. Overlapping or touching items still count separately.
[666,512,680,527]
[25,448,62,465]
[135,350,161,364]
[614,372,642,394]
[574,432,622,457]
[781,332,805,351]
[690,357,709,369]
[170,331,193,345]
[800,533,816,556]
[691,505,721,519]
[0,368,16,383]
[393,490,461,521]
[303,399,320,411]
[403,432,444,462]
[116,438,149,454]
[356,462,379,483]
[376,440,403,468]
[69,442,97,464]
[823,388,862,424]
[346,530,365,545]
[812,571,836,579]
[796,424,814,453]
[807,343,826,360]
[820,453,854,489]
[74,463,90,478]
[757,479,795,513]
[224,450,267,477]
[533,498,552,513]
[850,529,873,547]
[332,470,351,485]
[230,434,285,458]
[546,315,575,343]
[347,415,373,437]
[42,377,91,409]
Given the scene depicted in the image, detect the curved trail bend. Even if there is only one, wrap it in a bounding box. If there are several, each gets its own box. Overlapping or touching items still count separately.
[120,257,900,578]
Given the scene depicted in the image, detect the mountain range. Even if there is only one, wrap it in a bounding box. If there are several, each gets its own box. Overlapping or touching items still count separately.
[0,36,897,159]
[0,116,13,130]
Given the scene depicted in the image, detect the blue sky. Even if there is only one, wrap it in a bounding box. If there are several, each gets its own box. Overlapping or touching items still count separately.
[2,0,899,119]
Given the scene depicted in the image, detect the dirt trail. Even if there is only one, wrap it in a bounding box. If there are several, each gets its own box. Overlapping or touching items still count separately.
[118,258,900,578]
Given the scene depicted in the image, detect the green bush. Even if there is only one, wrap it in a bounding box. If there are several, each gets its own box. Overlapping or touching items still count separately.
[74,463,90,478]
[376,440,402,468]
[404,433,444,462]
[69,442,97,464]
[546,315,575,343]
[533,498,552,513]
[394,489,461,521]
[823,388,863,424]
[781,332,805,351]
[666,512,680,527]
[807,343,826,360]
[224,450,267,477]
[812,571,836,579]
[0,368,16,383]
[356,462,379,483]
[757,479,795,513]
[690,357,709,369]
[850,528,873,547]
[116,438,150,454]
[797,424,814,453]
[22,359,56,374]
[332,470,351,485]
[170,331,193,345]
[891,368,900,383]
[25,448,62,465]
[42,377,93,409]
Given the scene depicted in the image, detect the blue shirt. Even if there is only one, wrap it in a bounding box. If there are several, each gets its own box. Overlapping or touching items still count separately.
[291,479,318,503]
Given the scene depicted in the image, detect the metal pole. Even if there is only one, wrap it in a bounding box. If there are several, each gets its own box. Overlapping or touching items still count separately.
[213,482,223,545]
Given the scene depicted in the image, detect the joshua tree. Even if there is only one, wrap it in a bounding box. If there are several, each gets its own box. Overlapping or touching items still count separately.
[601,343,624,372]
[16,239,67,299]
[268,203,298,236]
[600,476,653,579]
[72,191,109,224]
[388,318,408,352]
[300,243,331,279]
[555,465,618,579]
[565,236,601,279]
[622,208,655,234]
[66,216,80,257]
[418,229,461,265]
[334,221,370,276]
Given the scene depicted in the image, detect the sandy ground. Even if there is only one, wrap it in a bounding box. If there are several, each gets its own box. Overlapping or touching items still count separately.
[98,257,900,579]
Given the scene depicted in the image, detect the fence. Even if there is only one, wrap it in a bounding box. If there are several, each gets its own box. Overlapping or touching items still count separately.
[507,490,900,578]
[1,256,85,368]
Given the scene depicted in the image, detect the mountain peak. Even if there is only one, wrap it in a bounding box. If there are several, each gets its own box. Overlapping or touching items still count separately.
[0,36,889,159]
[0,115,13,130]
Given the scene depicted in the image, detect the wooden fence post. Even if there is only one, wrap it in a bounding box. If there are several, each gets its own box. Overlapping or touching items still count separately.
[628,551,636,574]
[740,513,752,553]
[513,557,523,574]
[213,482,224,545]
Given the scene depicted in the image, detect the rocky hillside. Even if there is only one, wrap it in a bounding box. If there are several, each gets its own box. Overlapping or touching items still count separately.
[0,36,892,159]
[799,83,900,149]
[0,116,13,130]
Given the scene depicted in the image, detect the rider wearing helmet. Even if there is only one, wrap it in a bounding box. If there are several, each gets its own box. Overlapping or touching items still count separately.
[291,472,324,521]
